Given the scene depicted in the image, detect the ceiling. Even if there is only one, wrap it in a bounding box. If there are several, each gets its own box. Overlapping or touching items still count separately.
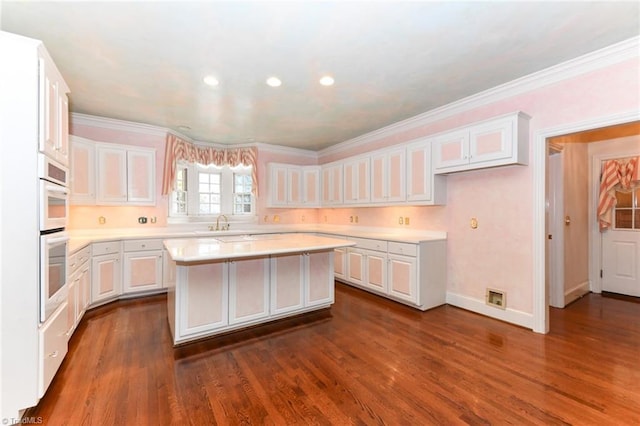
[2,1,639,151]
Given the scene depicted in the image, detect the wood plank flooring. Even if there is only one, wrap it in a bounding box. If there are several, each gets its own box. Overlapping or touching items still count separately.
[27,284,640,425]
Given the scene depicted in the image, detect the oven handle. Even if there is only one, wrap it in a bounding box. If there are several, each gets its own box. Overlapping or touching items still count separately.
[43,234,69,244]
[44,182,69,195]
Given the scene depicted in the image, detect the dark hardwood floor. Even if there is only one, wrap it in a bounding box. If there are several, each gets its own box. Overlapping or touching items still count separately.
[27,284,639,425]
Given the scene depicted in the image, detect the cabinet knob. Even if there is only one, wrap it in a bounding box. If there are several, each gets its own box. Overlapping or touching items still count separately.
[48,350,59,358]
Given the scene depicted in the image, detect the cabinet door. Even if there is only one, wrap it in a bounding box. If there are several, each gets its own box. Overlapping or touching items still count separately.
[91,253,122,304]
[269,164,288,207]
[321,163,343,205]
[306,251,334,307]
[469,117,513,165]
[406,142,432,202]
[288,167,302,205]
[364,250,387,293]
[123,250,163,293]
[70,137,96,204]
[346,249,365,286]
[371,149,405,203]
[270,253,304,315]
[96,146,128,204]
[177,261,228,338]
[57,92,70,165]
[344,157,370,204]
[334,247,347,281]
[229,257,270,325]
[127,149,155,204]
[66,273,79,336]
[302,167,320,206]
[388,254,417,303]
[38,56,58,159]
[78,263,91,314]
[432,130,469,172]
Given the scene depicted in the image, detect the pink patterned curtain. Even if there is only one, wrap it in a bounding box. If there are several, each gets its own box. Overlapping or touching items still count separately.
[597,156,640,231]
[162,133,258,195]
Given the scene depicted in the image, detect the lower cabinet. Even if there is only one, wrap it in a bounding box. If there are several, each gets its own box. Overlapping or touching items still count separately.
[122,239,163,294]
[67,246,91,337]
[168,250,336,345]
[91,241,122,305]
[339,237,446,311]
[229,257,270,325]
[39,302,68,398]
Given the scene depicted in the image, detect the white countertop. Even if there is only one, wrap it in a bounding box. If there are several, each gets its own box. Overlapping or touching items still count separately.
[68,225,446,254]
[163,233,356,263]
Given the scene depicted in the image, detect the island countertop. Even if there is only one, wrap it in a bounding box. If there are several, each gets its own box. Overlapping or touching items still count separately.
[163,233,356,263]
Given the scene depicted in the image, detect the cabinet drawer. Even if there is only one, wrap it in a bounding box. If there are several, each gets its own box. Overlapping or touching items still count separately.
[69,246,91,274]
[352,237,387,252]
[388,242,417,257]
[39,303,69,397]
[92,241,121,256]
[123,239,163,252]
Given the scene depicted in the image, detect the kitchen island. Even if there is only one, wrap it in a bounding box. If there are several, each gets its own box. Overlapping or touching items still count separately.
[163,233,355,345]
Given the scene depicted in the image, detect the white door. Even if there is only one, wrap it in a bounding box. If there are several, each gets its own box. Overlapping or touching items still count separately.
[602,188,640,297]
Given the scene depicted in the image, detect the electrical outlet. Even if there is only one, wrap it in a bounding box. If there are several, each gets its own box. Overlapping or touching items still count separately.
[404,217,410,225]
[350,215,354,223]
[138,216,148,224]
[150,216,157,224]
[98,216,106,225]
[471,218,478,229]
[398,216,404,225]
[273,215,280,223]
[264,215,269,223]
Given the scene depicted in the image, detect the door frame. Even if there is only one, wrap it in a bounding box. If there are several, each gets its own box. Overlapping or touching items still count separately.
[532,110,640,333]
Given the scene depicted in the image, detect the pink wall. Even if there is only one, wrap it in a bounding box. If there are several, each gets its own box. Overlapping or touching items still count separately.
[317,58,640,314]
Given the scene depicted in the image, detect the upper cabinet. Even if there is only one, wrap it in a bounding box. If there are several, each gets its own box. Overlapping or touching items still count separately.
[70,136,156,206]
[343,156,370,204]
[321,161,343,206]
[267,163,320,208]
[432,112,530,174]
[371,148,406,204]
[406,140,446,205]
[38,46,70,166]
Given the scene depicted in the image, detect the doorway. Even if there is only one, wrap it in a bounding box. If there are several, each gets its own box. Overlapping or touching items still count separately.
[544,121,640,314]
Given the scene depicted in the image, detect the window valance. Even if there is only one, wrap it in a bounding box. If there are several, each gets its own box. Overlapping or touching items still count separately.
[597,156,640,231]
[162,133,258,196]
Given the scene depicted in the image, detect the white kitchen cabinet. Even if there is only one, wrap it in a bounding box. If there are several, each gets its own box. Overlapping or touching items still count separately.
[38,50,70,166]
[95,143,156,205]
[228,257,270,325]
[70,136,96,204]
[267,163,321,208]
[66,245,90,339]
[371,148,406,204]
[302,166,321,206]
[337,236,446,311]
[321,161,343,205]
[433,111,530,174]
[305,251,334,307]
[176,261,229,338]
[270,253,305,315]
[122,239,163,294]
[343,156,370,204]
[334,247,347,281]
[38,302,68,398]
[346,248,366,287]
[91,241,122,305]
[387,253,417,303]
[406,139,447,204]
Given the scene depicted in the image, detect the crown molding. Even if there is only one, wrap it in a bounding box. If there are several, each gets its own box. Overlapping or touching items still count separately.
[319,36,640,158]
[70,112,173,138]
[254,142,318,159]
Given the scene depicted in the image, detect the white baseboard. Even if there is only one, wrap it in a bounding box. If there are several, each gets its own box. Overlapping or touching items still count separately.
[446,292,534,330]
[565,281,590,306]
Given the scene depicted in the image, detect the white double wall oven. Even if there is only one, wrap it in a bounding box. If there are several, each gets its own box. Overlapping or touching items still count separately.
[38,153,70,323]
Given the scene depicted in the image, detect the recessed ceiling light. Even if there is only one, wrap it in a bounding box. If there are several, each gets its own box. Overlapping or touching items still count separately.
[203,75,219,86]
[266,76,282,87]
[319,75,335,86]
